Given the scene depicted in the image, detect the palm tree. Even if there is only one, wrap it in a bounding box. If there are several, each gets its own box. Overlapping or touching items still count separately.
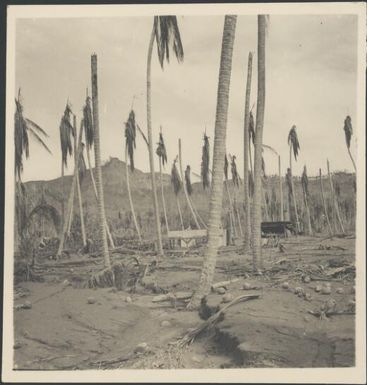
[14,90,51,243]
[301,165,313,236]
[83,95,115,248]
[188,15,237,309]
[230,154,243,237]
[156,127,169,233]
[124,109,142,242]
[327,159,345,234]
[343,116,356,172]
[224,154,237,238]
[319,168,333,236]
[147,16,184,257]
[201,133,211,190]
[171,156,184,230]
[243,52,253,252]
[59,102,74,234]
[91,54,110,268]
[287,125,301,233]
[251,15,267,272]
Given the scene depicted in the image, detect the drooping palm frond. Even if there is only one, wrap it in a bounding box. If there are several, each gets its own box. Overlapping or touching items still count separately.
[171,157,182,196]
[224,154,229,181]
[156,132,168,166]
[185,165,193,196]
[59,103,74,168]
[343,116,353,149]
[125,109,137,171]
[230,155,240,187]
[83,96,94,149]
[249,111,256,145]
[154,16,184,69]
[301,165,309,199]
[288,125,300,160]
[201,133,210,189]
[15,93,51,179]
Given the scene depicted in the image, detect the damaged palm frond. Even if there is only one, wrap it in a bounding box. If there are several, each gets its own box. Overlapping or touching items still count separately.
[185,165,193,196]
[125,110,137,171]
[230,155,240,187]
[15,91,51,180]
[156,131,168,166]
[154,16,184,69]
[171,157,182,195]
[201,133,210,189]
[83,96,94,149]
[288,125,300,160]
[59,103,75,168]
[343,116,353,149]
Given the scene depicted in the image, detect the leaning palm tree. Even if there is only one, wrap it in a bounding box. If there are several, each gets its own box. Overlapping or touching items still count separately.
[251,15,267,272]
[343,116,356,172]
[287,125,301,233]
[171,156,184,230]
[82,95,115,248]
[124,109,142,242]
[14,90,51,244]
[301,165,313,235]
[90,54,110,269]
[147,16,184,257]
[156,128,169,233]
[59,102,74,233]
[188,15,237,309]
[243,52,253,252]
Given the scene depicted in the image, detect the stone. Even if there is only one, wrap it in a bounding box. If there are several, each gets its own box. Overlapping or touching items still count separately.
[125,296,132,303]
[14,340,22,349]
[303,276,311,283]
[314,285,322,293]
[160,320,171,327]
[294,287,304,295]
[336,287,344,294]
[216,287,226,295]
[87,297,96,304]
[321,285,331,295]
[23,301,32,309]
[243,282,252,290]
[281,282,289,289]
[304,293,313,301]
[135,342,148,354]
[222,293,233,303]
[191,355,204,363]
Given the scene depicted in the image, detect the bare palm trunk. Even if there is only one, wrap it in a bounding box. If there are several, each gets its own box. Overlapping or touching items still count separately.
[188,15,237,309]
[289,148,300,233]
[319,168,333,237]
[91,54,110,269]
[278,155,284,221]
[251,15,266,272]
[225,179,237,237]
[262,178,269,220]
[233,194,243,237]
[327,159,345,234]
[176,196,184,230]
[74,117,86,247]
[159,158,170,233]
[125,145,142,242]
[243,52,253,252]
[66,177,75,236]
[178,139,200,229]
[147,25,164,257]
[302,186,313,236]
[86,147,115,248]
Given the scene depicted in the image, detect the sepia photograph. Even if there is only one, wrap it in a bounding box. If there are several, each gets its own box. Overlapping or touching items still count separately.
[2,2,366,383]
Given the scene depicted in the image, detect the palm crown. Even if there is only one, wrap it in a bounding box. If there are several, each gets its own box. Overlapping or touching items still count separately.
[288,125,300,160]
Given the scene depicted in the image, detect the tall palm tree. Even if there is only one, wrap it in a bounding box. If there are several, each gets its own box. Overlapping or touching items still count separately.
[91,54,110,268]
[147,16,184,257]
[188,15,237,309]
[243,52,253,252]
[124,109,142,242]
[224,154,237,237]
[251,15,267,272]
[59,102,74,234]
[156,128,169,233]
[171,157,184,230]
[343,116,356,172]
[287,125,301,233]
[14,90,51,243]
[327,159,345,234]
[83,95,115,248]
[230,155,243,237]
[301,165,313,235]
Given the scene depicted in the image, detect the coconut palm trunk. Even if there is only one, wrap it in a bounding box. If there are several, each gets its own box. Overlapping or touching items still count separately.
[278,155,284,220]
[327,159,345,234]
[262,178,269,220]
[251,15,266,272]
[243,52,253,252]
[91,54,110,268]
[225,179,237,237]
[178,139,200,229]
[319,168,333,237]
[289,148,300,233]
[177,197,184,230]
[301,166,313,236]
[147,25,164,257]
[125,144,142,242]
[188,15,237,309]
[159,158,170,233]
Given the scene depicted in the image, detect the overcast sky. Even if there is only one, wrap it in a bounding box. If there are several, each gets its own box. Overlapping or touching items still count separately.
[15,14,358,182]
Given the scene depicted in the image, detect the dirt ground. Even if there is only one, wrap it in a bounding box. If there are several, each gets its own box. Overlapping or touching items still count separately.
[13,235,355,370]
